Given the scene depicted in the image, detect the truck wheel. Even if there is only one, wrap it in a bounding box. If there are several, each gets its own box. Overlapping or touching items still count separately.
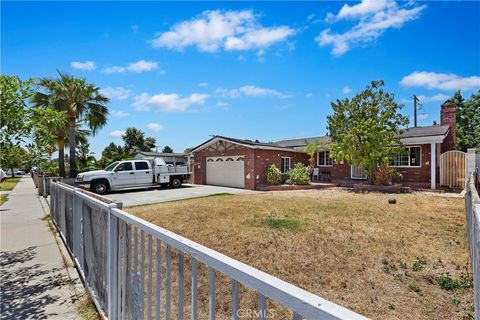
[91,181,109,194]
[170,177,182,188]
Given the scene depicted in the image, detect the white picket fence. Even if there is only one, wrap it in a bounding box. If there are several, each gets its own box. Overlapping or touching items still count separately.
[466,174,480,320]
[49,181,366,320]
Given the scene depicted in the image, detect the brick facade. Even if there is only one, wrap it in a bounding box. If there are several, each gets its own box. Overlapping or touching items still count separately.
[193,147,308,190]
[194,144,435,190]
[440,101,456,153]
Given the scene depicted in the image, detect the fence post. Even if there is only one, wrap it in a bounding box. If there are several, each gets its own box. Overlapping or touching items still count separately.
[107,203,119,319]
[72,188,84,269]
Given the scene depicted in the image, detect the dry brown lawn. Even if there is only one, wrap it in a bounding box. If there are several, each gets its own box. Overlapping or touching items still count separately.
[127,189,473,320]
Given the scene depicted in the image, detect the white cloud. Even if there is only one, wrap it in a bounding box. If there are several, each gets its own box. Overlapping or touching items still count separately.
[100,87,131,100]
[103,66,126,74]
[215,85,290,99]
[400,71,480,91]
[150,10,295,54]
[416,93,450,102]
[147,123,162,131]
[71,61,96,71]
[133,93,209,112]
[103,60,158,74]
[317,0,426,56]
[199,82,209,87]
[342,86,352,94]
[110,110,129,118]
[109,130,124,138]
[127,60,158,73]
[237,55,246,61]
[216,101,229,107]
[305,93,314,98]
[334,0,393,20]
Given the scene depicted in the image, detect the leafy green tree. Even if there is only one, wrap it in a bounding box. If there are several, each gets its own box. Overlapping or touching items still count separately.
[97,142,127,168]
[144,137,156,151]
[0,75,34,146]
[1,145,27,177]
[76,142,96,170]
[122,127,156,155]
[0,75,35,174]
[34,72,109,177]
[184,147,193,154]
[162,145,173,153]
[451,90,480,151]
[327,80,409,183]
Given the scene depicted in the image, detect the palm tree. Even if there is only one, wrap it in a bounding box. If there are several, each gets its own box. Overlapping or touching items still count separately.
[34,72,109,177]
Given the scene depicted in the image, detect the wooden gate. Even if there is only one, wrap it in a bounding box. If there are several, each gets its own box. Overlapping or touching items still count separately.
[440,150,467,188]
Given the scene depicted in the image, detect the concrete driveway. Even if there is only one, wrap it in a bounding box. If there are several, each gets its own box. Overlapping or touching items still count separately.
[103,183,252,207]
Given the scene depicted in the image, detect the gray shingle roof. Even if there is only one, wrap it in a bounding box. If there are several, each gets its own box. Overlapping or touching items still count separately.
[194,125,450,153]
[275,136,331,148]
[136,151,189,157]
[398,125,449,138]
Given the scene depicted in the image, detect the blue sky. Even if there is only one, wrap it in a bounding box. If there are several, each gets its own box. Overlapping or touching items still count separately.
[2,1,480,157]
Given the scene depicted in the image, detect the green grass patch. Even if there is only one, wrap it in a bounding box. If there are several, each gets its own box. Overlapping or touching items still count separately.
[0,194,7,205]
[252,216,301,230]
[77,294,99,320]
[0,177,21,191]
[408,283,421,293]
[436,273,472,291]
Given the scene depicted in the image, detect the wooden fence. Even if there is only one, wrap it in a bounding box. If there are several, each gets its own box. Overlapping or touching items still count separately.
[440,150,467,188]
[49,180,367,320]
[466,173,480,320]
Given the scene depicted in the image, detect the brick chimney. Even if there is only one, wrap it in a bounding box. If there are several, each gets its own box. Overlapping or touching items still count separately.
[440,101,456,152]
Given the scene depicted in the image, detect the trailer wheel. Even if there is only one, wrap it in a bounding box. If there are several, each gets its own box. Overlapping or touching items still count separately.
[170,177,182,188]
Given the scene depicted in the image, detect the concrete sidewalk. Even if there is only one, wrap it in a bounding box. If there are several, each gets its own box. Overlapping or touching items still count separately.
[0,177,82,319]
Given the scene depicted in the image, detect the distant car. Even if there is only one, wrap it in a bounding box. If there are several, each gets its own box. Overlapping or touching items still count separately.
[0,169,6,182]
[15,170,25,176]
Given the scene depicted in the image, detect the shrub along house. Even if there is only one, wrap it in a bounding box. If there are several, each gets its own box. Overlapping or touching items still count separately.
[191,101,458,190]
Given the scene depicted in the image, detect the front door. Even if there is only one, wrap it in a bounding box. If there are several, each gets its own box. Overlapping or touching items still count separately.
[351,165,367,180]
[112,161,135,187]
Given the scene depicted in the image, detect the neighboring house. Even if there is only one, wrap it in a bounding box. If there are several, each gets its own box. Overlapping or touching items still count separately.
[191,101,458,190]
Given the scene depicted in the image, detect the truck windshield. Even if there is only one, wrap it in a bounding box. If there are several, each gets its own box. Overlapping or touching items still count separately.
[105,161,119,171]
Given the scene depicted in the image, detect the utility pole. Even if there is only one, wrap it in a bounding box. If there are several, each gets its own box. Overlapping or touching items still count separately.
[413,94,419,127]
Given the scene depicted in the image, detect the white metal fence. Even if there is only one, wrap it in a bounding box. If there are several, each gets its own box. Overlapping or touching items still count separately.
[49,181,366,320]
[466,173,480,320]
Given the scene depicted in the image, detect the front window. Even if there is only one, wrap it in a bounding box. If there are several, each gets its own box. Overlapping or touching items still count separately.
[317,151,333,166]
[281,157,291,174]
[105,161,119,171]
[389,147,421,167]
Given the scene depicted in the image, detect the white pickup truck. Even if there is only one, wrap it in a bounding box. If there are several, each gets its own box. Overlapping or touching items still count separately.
[75,158,191,194]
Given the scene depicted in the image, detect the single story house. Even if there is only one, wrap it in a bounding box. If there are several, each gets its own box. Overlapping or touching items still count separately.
[191,101,457,190]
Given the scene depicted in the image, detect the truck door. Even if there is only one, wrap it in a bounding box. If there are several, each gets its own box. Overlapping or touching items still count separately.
[112,161,135,187]
[134,161,153,185]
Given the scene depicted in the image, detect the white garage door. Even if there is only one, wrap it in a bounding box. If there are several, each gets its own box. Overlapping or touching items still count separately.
[206,156,245,188]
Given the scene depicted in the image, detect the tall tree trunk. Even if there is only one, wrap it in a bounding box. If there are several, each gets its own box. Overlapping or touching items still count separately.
[69,117,77,178]
[58,139,65,177]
